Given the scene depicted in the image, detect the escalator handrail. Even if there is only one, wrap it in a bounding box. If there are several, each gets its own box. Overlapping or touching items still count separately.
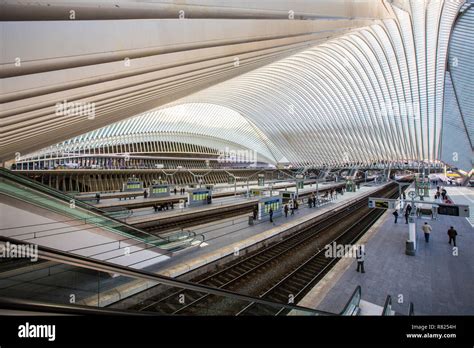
[382,295,392,316]
[0,235,331,316]
[340,285,362,315]
[0,169,167,243]
[0,296,153,316]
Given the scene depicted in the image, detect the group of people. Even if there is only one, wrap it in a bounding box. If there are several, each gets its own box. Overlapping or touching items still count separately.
[174,187,186,195]
[153,202,174,212]
[307,194,317,208]
[434,186,453,204]
[420,222,458,246]
[392,203,413,224]
[283,199,299,218]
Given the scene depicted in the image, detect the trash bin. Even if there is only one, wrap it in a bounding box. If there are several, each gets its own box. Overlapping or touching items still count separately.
[248,216,254,226]
[405,240,415,256]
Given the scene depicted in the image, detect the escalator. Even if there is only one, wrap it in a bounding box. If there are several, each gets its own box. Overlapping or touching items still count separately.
[0,235,329,316]
[0,168,204,252]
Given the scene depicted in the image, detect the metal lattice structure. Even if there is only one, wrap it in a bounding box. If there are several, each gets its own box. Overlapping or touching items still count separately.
[3,0,473,171]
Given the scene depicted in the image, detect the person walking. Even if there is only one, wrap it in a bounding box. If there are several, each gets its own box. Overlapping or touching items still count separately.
[356,246,365,273]
[284,204,289,218]
[392,210,399,224]
[447,226,458,247]
[422,222,432,243]
[269,208,274,223]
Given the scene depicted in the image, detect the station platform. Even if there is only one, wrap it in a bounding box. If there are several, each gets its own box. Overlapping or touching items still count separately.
[84,180,324,210]
[106,181,341,223]
[79,182,388,306]
[126,195,256,224]
[298,186,474,315]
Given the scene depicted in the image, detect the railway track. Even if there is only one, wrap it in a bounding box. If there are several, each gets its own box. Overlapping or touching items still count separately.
[120,183,397,315]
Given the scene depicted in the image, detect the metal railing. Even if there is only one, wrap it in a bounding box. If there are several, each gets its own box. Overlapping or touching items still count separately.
[340,285,362,316]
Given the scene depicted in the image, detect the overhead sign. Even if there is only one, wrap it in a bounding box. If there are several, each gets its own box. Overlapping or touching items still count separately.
[123,180,143,192]
[188,189,212,206]
[149,184,170,198]
[438,204,470,217]
[258,174,265,187]
[368,197,398,209]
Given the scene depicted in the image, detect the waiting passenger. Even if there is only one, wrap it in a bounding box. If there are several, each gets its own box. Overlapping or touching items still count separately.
[253,206,258,220]
[308,197,313,209]
[174,188,177,195]
[355,246,365,273]
[404,207,410,224]
[422,222,432,243]
[284,204,289,218]
[289,200,294,215]
[143,189,148,199]
[392,210,399,224]
[153,204,158,213]
[95,193,100,203]
[269,208,274,223]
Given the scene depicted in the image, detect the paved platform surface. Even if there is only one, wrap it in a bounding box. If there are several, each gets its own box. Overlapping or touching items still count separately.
[127,195,256,223]
[303,186,474,315]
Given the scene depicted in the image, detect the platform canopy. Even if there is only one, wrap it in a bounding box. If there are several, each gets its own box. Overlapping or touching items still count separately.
[1,0,472,170]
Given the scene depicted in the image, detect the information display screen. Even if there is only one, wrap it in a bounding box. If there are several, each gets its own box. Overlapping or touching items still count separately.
[192,191,209,201]
[375,201,389,209]
[152,187,168,194]
[263,199,280,214]
[438,205,459,216]
[125,181,142,190]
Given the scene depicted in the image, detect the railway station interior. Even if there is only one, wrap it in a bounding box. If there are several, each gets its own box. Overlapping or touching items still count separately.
[0,0,473,345]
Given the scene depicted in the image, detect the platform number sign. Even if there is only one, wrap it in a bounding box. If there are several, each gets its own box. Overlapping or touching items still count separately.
[258,174,265,187]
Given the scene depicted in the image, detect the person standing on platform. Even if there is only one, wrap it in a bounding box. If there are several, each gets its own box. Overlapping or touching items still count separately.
[284,204,289,218]
[392,210,399,223]
[174,187,177,195]
[422,222,432,243]
[290,200,294,215]
[143,189,148,199]
[269,208,274,223]
[95,192,101,203]
[356,246,365,273]
[308,197,313,209]
[447,226,458,247]
[253,206,258,220]
[404,207,410,224]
